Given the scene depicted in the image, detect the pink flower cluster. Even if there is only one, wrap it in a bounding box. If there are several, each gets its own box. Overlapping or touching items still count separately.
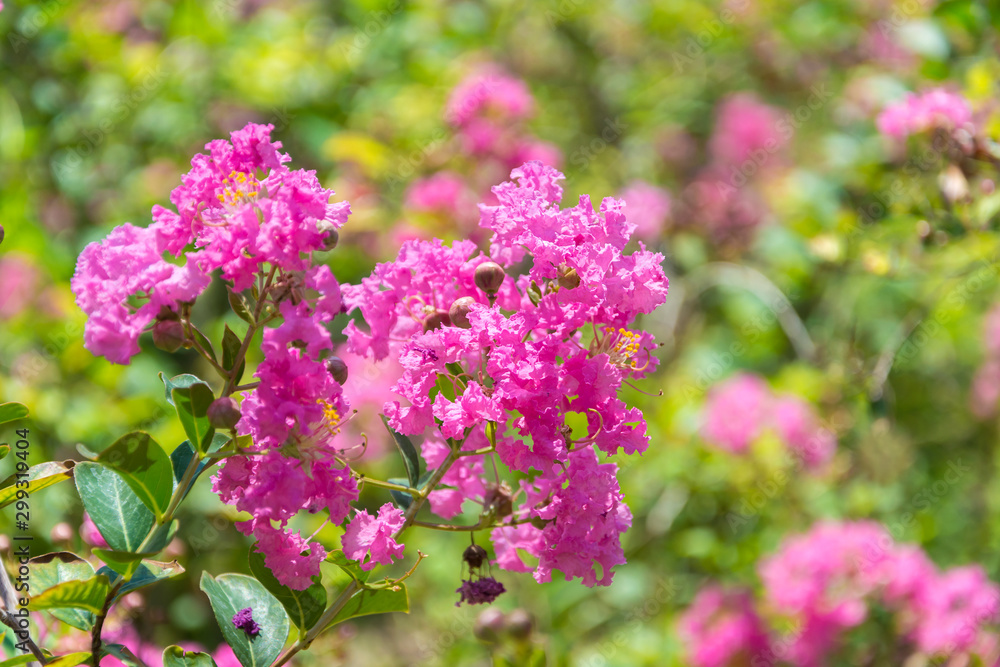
[72,123,348,365]
[876,88,973,139]
[683,93,786,247]
[444,64,560,170]
[345,161,668,587]
[404,65,562,237]
[681,521,1000,666]
[701,373,835,469]
[617,180,672,243]
[971,304,1000,419]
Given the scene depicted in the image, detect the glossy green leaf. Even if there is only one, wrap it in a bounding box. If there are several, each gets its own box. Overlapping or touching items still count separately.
[326,584,409,629]
[248,549,326,632]
[381,415,420,488]
[0,656,36,667]
[0,460,74,508]
[200,572,290,667]
[163,646,217,667]
[387,477,414,510]
[228,288,254,324]
[0,444,8,461]
[44,653,92,667]
[172,382,216,454]
[222,325,246,386]
[98,559,184,600]
[28,574,110,615]
[323,550,370,584]
[190,325,218,363]
[0,402,28,425]
[74,462,154,553]
[101,644,145,667]
[29,552,97,631]
[160,373,208,407]
[92,550,146,580]
[97,432,173,520]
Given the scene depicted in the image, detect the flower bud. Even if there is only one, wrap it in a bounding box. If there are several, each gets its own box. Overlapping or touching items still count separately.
[326,356,348,385]
[474,261,505,296]
[50,522,73,543]
[320,226,339,251]
[449,296,476,329]
[0,224,5,246]
[463,544,488,569]
[557,264,580,289]
[505,608,533,640]
[152,320,186,353]
[207,397,241,430]
[473,608,505,643]
[423,310,451,332]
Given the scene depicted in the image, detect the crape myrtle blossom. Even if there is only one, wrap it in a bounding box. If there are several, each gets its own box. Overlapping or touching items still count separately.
[71,123,348,365]
[345,161,668,587]
[701,372,836,469]
[681,521,1000,666]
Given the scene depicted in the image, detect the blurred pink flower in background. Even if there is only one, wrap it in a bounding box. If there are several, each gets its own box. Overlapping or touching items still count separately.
[0,253,41,319]
[701,373,772,454]
[876,88,973,139]
[619,180,672,242]
[446,65,534,128]
[679,586,770,667]
[971,304,1000,419]
[709,93,785,169]
[771,396,836,469]
[685,168,767,247]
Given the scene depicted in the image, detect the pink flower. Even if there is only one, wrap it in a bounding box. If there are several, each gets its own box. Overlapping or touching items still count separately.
[342,503,406,570]
[679,587,771,667]
[701,373,772,454]
[405,171,475,215]
[771,396,836,469]
[0,254,41,320]
[248,522,326,590]
[618,181,672,242]
[81,512,109,549]
[876,88,973,139]
[709,93,784,169]
[911,566,1000,654]
[445,66,534,128]
[71,223,210,364]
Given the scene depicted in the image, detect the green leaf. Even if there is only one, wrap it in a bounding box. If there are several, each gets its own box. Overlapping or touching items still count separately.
[101,644,145,667]
[97,432,173,520]
[0,444,9,461]
[191,325,218,363]
[28,552,97,631]
[248,549,326,633]
[323,550,370,584]
[163,646,218,667]
[0,656,37,667]
[28,574,110,615]
[227,289,254,325]
[0,460,74,509]
[99,559,184,600]
[0,402,28,424]
[160,373,208,407]
[44,653,92,667]
[200,572,290,667]
[387,477,414,510]
[222,325,247,386]
[326,584,409,629]
[169,441,211,504]
[92,550,146,580]
[380,415,420,488]
[172,382,217,454]
[74,462,154,553]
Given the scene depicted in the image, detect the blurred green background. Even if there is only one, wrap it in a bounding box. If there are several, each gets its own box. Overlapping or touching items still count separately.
[4,0,1000,664]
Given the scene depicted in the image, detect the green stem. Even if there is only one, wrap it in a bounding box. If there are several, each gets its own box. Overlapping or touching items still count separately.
[135,450,201,553]
[272,441,464,667]
[222,266,277,396]
[356,476,420,494]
